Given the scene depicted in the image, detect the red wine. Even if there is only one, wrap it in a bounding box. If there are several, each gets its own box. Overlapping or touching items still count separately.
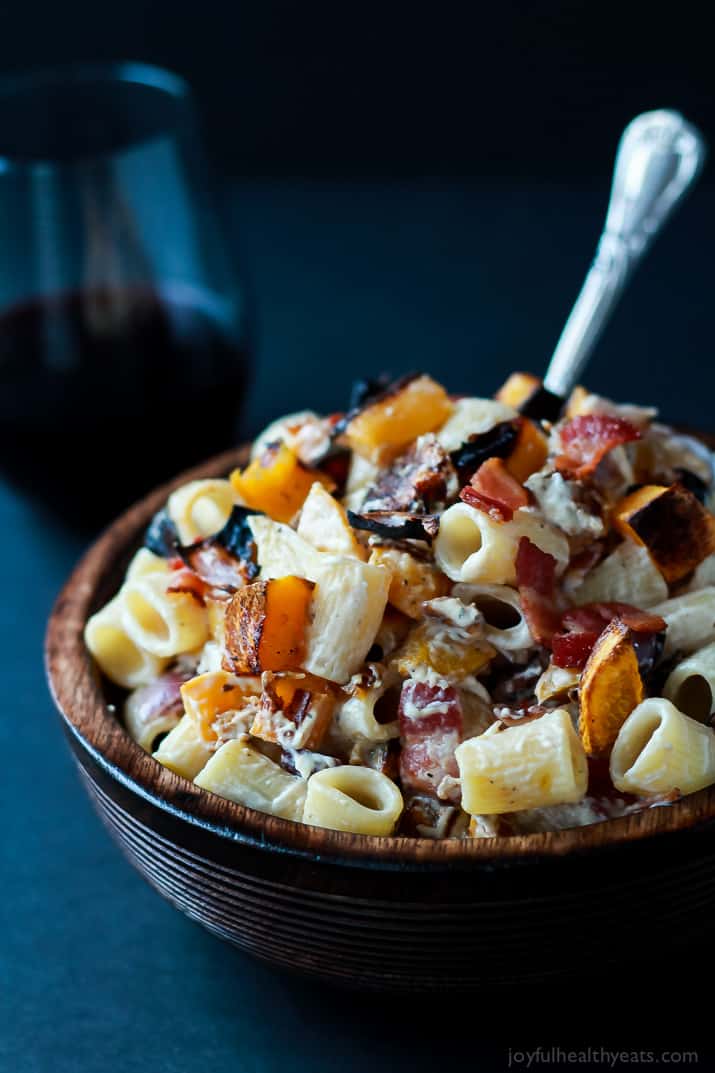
[0,283,251,529]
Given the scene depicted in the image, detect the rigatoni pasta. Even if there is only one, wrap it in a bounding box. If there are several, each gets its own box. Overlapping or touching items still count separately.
[456,708,588,814]
[84,369,715,838]
[303,766,403,834]
[194,739,307,821]
[610,698,715,796]
[167,479,235,544]
[663,642,715,723]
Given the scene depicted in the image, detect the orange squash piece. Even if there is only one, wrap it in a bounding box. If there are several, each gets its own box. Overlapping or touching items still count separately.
[250,671,335,750]
[224,575,315,674]
[495,372,542,409]
[614,483,715,584]
[395,623,495,679]
[504,418,549,484]
[180,671,259,742]
[230,443,334,523]
[578,619,643,757]
[342,374,452,464]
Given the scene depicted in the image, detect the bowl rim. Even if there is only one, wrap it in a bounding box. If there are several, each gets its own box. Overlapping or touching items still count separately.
[45,442,715,870]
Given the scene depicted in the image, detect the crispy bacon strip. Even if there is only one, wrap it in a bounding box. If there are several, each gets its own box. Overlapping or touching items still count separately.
[128,669,190,730]
[459,457,529,522]
[552,602,667,669]
[398,680,463,797]
[166,565,208,605]
[555,415,640,479]
[515,537,561,645]
[180,542,249,593]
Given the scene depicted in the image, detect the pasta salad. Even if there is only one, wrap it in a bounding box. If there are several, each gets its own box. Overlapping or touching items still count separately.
[85,372,715,838]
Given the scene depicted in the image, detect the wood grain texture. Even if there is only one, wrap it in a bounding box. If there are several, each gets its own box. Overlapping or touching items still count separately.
[45,442,715,990]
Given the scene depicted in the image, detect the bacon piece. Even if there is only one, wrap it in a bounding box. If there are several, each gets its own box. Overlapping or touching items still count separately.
[166,566,208,605]
[552,631,600,670]
[363,435,458,513]
[552,602,667,669]
[555,415,640,480]
[398,680,463,796]
[562,602,666,636]
[515,537,561,645]
[127,669,191,730]
[459,457,529,522]
[180,542,249,593]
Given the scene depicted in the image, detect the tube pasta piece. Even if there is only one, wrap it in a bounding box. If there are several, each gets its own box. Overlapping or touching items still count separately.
[248,516,327,581]
[303,557,390,683]
[167,479,235,545]
[223,576,315,674]
[578,619,644,757]
[334,677,401,745]
[126,547,170,581]
[573,539,668,608]
[614,483,715,583]
[452,583,532,653]
[250,410,318,459]
[153,714,214,780]
[342,453,380,512]
[652,587,715,658]
[121,571,209,658]
[369,546,449,619]
[456,708,588,815]
[435,397,518,453]
[434,503,516,584]
[689,553,715,591]
[85,596,169,689]
[303,765,404,835]
[610,697,715,796]
[194,738,307,821]
[297,481,366,559]
[663,642,715,723]
[434,502,568,585]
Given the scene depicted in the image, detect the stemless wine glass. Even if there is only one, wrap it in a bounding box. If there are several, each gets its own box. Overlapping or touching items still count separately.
[0,62,252,529]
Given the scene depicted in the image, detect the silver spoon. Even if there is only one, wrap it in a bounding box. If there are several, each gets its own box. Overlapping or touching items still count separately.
[543,109,707,399]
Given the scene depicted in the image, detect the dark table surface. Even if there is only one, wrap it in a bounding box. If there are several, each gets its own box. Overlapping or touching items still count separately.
[4,180,715,1073]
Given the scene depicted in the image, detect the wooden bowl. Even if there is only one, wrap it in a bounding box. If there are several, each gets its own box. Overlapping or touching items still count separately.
[46,446,715,991]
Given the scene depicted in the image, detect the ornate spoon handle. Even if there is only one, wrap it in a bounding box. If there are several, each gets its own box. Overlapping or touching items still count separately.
[543,110,707,398]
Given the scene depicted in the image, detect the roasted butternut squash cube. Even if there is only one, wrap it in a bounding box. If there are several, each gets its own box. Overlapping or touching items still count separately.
[614,484,715,584]
[496,372,542,409]
[496,372,562,422]
[224,575,315,674]
[394,623,495,679]
[504,418,549,483]
[342,374,452,464]
[230,443,334,523]
[180,671,262,742]
[250,672,335,751]
[578,619,643,757]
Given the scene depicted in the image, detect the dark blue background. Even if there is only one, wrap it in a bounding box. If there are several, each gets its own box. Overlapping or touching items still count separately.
[3,3,715,1068]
